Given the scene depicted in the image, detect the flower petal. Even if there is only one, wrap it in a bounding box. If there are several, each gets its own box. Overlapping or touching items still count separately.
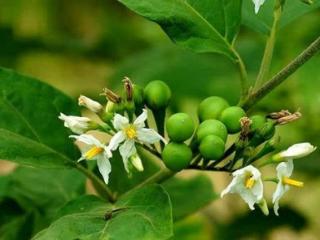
[108,131,126,151]
[59,113,90,134]
[113,114,129,130]
[78,95,103,113]
[272,182,289,216]
[119,139,136,172]
[70,134,102,147]
[136,128,166,144]
[97,156,112,184]
[221,165,263,210]
[133,108,147,129]
[276,159,294,179]
[280,142,316,159]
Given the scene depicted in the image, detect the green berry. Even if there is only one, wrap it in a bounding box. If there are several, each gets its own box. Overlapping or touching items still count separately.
[133,84,144,107]
[198,96,229,121]
[250,115,266,132]
[166,113,195,142]
[144,80,171,110]
[250,120,275,146]
[196,119,228,143]
[199,135,225,160]
[162,143,192,171]
[220,106,246,134]
[259,120,275,140]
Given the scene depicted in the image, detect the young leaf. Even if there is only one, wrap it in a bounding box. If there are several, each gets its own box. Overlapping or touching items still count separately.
[163,175,217,220]
[33,185,173,240]
[0,67,80,168]
[117,0,242,60]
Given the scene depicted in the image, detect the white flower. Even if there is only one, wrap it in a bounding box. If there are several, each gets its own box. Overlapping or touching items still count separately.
[108,109,166,172]
[272,160,304,216]
[252,0,266,14]
[78,95,103,113]
[221,165,263,210]
[59,113,91,134]
[70,134,112,184]
[276,143,316,160]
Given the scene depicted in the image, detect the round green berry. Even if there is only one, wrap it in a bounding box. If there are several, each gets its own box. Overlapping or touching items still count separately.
[250,120,275,146]
[196,119,228,143]
[220,106,246,134]
[166,113,195,142]
[198,96,229,121]
[133,84,144,107]
[162,143,192,171]
[259,120,275,140]
[144,80,171,110]
[250,115,266,132]
[199,135,225,160]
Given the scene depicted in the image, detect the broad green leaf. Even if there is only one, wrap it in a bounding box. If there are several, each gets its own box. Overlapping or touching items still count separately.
[0,67,80,168]
[242,0,320,35]
[163,174,217,220]
[0,166,86,239]
[33,185,173,240]
[117,0,242,60]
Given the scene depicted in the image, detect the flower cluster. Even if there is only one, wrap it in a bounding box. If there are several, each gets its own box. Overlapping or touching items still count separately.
[221,143,316,215]
[59,80,165,184]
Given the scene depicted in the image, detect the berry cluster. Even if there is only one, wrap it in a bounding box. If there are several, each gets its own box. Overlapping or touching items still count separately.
[59,78,316,215]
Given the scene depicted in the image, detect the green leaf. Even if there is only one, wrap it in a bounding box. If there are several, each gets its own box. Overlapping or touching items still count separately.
[0,166,86,239]
[0,67,80,168]
[33,185,173,240]
[163,174,217,220]
[117,0,242,60]
[242,0,320,35]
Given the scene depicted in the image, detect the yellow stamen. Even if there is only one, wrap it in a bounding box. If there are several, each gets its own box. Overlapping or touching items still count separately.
[245,175,255,189]
[282,177,304,188]
[125,126,137,139]
[84,146,104,160]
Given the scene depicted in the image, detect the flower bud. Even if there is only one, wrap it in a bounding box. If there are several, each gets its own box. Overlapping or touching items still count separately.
[78,95,103,113]
[59,113,97,134]
[257,199,269,216]
[273,142,316,161]
[130,154,144,172]
[101,101,123,122]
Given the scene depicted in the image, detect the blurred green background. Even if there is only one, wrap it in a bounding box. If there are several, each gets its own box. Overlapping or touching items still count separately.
[0,0,319,239]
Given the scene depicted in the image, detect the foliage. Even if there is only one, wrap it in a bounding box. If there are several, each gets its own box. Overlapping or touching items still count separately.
[0,0,320,239]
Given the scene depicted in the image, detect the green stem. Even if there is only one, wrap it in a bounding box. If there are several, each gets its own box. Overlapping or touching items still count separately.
[152,108,166,150]
[254,1,282,89]
[75,164,116,203]
[263,177,278,183]
[232,48,249,101]
[241,35,320,110]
